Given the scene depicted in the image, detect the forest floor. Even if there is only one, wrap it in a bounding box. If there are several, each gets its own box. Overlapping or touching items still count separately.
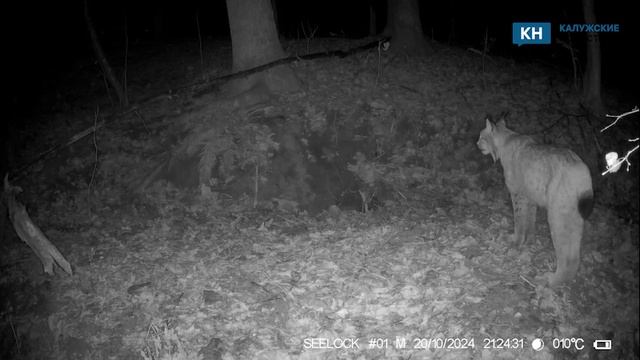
[1,38,638,360]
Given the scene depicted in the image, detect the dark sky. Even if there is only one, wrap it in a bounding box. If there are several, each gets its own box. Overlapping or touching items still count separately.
[4,0,638,111]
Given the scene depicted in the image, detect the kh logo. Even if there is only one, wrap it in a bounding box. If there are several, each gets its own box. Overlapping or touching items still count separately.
[512,23,551,46]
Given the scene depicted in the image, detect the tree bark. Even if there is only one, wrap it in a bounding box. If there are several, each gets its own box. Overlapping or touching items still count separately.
[383,0,430,56]
[582,0,604,115]
[225,0,299,96]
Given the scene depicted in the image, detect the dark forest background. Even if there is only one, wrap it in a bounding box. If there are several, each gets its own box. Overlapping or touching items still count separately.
[5,0,638,118]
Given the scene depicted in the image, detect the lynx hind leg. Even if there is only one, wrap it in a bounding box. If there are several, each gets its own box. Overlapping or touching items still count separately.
[546,207,583,287]
[511,193,537,246]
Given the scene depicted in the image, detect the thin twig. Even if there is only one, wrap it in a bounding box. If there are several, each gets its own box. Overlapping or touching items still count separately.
[601,106,639,132]
[196,9,204,73]
[10,315,21,355]
[556,37,579,91]
[520,275,536,288]
[88,107,100,196]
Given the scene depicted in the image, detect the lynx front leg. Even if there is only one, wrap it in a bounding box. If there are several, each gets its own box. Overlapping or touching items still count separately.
[546,206,583,287]
[511,193,537,246]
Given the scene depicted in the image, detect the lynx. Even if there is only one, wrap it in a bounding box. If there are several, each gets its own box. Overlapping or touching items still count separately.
[477,118,593,287]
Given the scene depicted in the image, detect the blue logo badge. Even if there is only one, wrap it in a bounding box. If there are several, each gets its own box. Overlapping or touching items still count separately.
[512,23,551,46]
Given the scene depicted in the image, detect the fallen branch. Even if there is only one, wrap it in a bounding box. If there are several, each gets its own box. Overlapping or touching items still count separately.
[8,118,106,181]
[4,175,72,275]
[192,36,391,97]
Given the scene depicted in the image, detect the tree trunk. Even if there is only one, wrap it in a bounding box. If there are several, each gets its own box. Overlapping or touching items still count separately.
[369,3,377,36]
[382,0,392,37]
[383,0,430,56]
[582,0,604,115]
[270,0,279,35]
[84,0,128,107]
[225,0,299,97]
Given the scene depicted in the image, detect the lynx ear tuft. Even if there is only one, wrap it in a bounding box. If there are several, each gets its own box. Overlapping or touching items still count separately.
[485,118,494,130]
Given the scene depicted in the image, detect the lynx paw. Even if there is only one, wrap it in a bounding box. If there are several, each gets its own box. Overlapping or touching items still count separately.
[544,272,566,288]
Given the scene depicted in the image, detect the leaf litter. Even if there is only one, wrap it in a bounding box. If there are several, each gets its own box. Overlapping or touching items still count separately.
[1,38,637,360]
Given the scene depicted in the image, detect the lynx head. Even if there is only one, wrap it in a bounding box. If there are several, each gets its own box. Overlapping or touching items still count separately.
[476,117,508,162]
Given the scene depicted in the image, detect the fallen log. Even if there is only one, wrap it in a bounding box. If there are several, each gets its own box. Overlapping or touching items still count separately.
[3,175,72,275]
